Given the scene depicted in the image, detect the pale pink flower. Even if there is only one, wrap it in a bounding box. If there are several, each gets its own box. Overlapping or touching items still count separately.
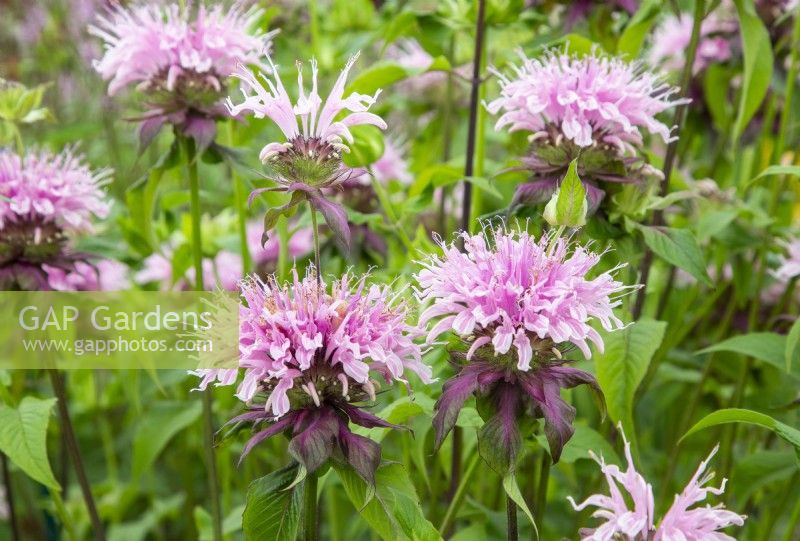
[43,259,130,291]
[0,147,111,232]
[487,51,686,152]
[648,13,737,75]
[569,427,745,541]
[227,52,387,164]
[350,137,413,186]
[90,1,267,97]
[416,226,628,368]
[385,39,447,92]
[197,270,432,418]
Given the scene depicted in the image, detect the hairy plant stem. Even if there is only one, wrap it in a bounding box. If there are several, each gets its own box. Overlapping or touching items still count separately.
[458,0,487,236]
[304,472,319,541]
[439,450,480,536]
[49,370,106,541]
[507,493,519,541]
[310,205,322,287]
[227,121,252,273]
[184,136,223,541]
[1,453,19,541]
[632,0,705,320]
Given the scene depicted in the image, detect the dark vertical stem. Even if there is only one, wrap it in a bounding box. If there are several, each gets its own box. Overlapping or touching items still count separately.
[49,370,105,541]
[304,472,318,541]
[183,136,222,541]
[632,0,706,320]
[459,0,487,235]
[1,453,20,541]
[506,494,518,541]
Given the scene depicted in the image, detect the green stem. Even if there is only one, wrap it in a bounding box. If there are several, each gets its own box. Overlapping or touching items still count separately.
[775,10,800,163]
[310,204,322,286]
[227,121,251,274]
[304,472,319,541]
[439,451,480,536]
[1,453,19,541]
[277,216,290,283]
[183,136,222,541]
[632,0,705,320]
[370,175,414,251]
[507,494,518,541]
[781,487,800,541]
[49,370,106,541]
[533,452,549,528]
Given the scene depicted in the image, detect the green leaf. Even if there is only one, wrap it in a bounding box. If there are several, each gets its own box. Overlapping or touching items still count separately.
[617,0,660,57]
[698,332,797,378]
[787,319,800,373]
[547,158,586,227]
[682,408,800,457]
[595,319,667,440]
[703,64,734,131]
[132,400,202,476]
[242,463,304,541]
[749,165,800,188]
[335,463,441,541]
[345,62,414,96]
[731,0,773,141]
[502,474,538,539]
[535,424,621,465]
[0,397,59,489]
[628,220,712,286]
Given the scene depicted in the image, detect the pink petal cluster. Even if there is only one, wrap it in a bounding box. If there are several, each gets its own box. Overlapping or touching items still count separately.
[486,51,685,152]
[771,237,800,283]
[44,259,130,291]
[416,227,628,370]
[648,13,737,75]
[226,52,387,161]
[0,147,111,232]
[569,427,745,540]
[385,39,447,92]
[90,1,267,96]
[198,270,432,419]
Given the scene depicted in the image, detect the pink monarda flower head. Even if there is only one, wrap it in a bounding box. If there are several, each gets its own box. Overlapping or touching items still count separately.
[90,1,270,151]
[486,50,684,214]
[195,269,432,484]
[0,147,111,290]
[135,248,243,291]
[227,52,387,250]
[568,426,745,540]
[415,226,629,466]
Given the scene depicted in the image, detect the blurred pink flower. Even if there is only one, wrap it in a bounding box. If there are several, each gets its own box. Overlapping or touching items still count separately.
[569,427,745,540]
[350,137,413,186]
[417,227,628,366]
[772,237,800,283]
[0,147,111,233]
[246,221,314,265]
[648,13,737,75]
[44,259,130,291]
[487,51,686,152]
[90,1,266,97]
[385,39,447,92]
[136,248,242,291]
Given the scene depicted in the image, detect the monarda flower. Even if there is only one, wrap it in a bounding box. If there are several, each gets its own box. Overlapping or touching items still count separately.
[0,147,111,290]
[771,237,800,283]
[195,270,432,484]
[486,51,685,215]
[44,259,130,291]
[416,226,629,468]
[226,53,387,249]
[135,248,243,291]
[568,427,745,540]
[90,1,270,151]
